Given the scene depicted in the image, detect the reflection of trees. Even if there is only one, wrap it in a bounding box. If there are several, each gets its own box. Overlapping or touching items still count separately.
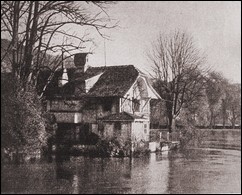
[128,154,170,194]
[55,161,73,181]
[166,150,204,194]
[72,174,79,194]
[147,153,169,193]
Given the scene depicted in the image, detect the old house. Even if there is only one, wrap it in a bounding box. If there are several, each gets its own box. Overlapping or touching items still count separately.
[38,53,160,149]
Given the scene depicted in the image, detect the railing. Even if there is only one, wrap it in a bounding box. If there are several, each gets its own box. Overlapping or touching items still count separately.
[150,129,181,142]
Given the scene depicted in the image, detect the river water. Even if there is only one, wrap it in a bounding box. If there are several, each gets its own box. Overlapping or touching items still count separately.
[1,129,241,194]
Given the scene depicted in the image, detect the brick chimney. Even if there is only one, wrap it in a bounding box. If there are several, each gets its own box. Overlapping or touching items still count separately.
[74,53,89,72]
[58,61,68,87]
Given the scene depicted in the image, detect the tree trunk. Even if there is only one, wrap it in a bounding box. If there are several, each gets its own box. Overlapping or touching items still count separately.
[222,106,226,129]
[168,115,176,133]
[232,109,236,129]
[213,117,216,128]
[171,118,176,131]
[12,1,20,78]
[222,99,226,129]
[168,116,172,133]
[23,1,39,84]
[209,109,214,129]
[222,117,226,129]
[232,121,235,129]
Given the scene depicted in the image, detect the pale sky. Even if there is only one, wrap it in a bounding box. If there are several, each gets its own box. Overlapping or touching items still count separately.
[85,1,241,83]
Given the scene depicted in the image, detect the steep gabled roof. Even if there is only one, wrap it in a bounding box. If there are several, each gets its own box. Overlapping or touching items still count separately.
[86,65,139,97]
[39,65,139,98]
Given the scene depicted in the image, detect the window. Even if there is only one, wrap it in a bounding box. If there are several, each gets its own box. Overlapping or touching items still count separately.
[50,100,59,111]
[144,123,147,134]
[98,123,104,136]
[114,122,121,130]
[114,122,121,136]
[85,99,96,110]
[103,98,113,111]
[91,123,98,134]
[133,99,140,112]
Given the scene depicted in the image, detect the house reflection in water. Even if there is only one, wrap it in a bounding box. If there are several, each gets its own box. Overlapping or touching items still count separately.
[72,174,79,194]
[53,154,170,194]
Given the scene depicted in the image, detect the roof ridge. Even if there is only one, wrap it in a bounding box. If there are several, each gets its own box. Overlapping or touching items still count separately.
[122,111,143,119]
[123,111,134,117]
[88,64,135,69]
[98,111,135,121]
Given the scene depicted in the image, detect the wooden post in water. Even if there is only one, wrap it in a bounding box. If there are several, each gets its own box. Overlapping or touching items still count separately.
[130,142,134,158]
[167,132,170,141]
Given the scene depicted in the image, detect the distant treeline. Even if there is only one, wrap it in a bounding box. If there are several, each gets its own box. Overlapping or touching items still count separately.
[150,123,241,130]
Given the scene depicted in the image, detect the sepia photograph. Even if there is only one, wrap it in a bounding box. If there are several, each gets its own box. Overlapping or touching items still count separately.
[1,1,241,194]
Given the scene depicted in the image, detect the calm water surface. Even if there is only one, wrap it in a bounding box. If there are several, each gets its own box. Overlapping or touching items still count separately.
[1,129,241,194]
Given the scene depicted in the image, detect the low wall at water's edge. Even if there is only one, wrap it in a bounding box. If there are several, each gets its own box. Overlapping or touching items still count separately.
[200,129,241,150]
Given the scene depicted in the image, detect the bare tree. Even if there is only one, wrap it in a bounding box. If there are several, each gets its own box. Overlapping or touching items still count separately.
[1,1,117,158]
[1,1,117,92]
[148,31,207,132]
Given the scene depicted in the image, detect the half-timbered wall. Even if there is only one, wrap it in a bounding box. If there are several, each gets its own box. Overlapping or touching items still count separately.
[47,100,82,112]
[48,97,120,124]
[120,76,151,118]
[131,121,150,142]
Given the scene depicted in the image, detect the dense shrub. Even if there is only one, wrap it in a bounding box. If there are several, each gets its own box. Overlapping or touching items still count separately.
[179,123,205,148]
[1,77,56,163]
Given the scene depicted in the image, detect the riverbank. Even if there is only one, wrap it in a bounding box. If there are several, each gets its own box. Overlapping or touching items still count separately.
[200,129,241,151]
